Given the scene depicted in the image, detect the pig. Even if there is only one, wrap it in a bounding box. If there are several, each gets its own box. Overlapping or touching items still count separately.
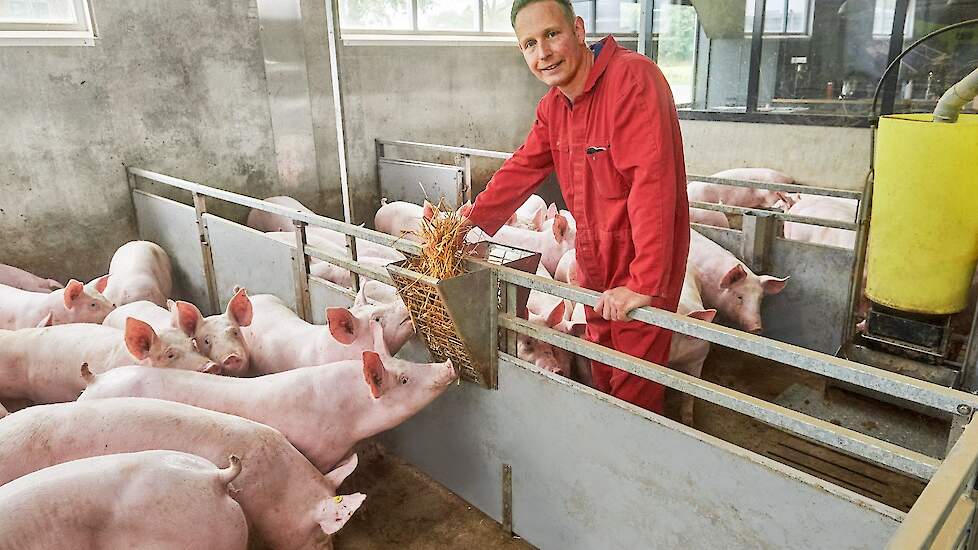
[0,264,62,293]
[0,318,217,404]
[781,195,857,249]
[490,212,575,275]
[667,262,718,425]
[374,200,426,242]
[554,248,578,285]
[0,450,249,550]
[247,195,316,232]
[687,167,795,210]
[0,397,365,549]
[505,195,551,230]
[517,300,585,378]
[309,255,397,288]
[242,294,382,375]
[689,207,730,228]
[81,323,456,472]
[101,241,173,307]
[103,289,254,376]
[688,229,788,334]
[350,286,414,355]
[0,276,113,329]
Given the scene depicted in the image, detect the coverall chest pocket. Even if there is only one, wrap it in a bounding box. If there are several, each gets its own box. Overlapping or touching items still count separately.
[586,140,628,199]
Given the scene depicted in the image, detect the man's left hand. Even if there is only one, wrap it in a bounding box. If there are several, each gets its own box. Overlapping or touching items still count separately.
[594,287,652,322]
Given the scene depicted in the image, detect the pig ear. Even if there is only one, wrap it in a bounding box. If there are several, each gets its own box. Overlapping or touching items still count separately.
[506,212,518,226]
[569,321,587,338]
[124,317,158,360]
[719,265,748,290]
[35,311,54,328]
[323,453,358,490]
[226,288,253,327]
[63,279,84,308]
[362,351,387,399]
[552,214,569,242]
[531,206,547,230]
[760,275,789,295]
[546,203,558,220]
[458,201,473,218]
[546,301,566,328]
[90,275,110,294]
[318,493,366,536]
[172,301,202,337]
[422,200,436,221]
[326,308,358,345]
[688,308,717,323]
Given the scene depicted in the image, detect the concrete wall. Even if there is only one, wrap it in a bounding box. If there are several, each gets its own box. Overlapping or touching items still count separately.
[0,0,279,282]
[1,1,870,283]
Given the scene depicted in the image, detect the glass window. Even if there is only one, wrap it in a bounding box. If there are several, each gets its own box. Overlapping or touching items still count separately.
[572,1,594,32]
[596,0,641,34]
[873,0,915,37]
[418,0,479,32]
[483,0,513,32]
[653,1,698,105]
[340,0,412,30]
[745,0,810,35]
[0,0,75,23]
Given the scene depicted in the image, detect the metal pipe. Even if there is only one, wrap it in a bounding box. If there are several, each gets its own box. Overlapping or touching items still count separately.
[688,200,859,231]
[495,266,978,415]
[374,139,512,160]
[934,66,978,123]
[501,315,941,480]
[324,0,355,228]
[687,175,862,199]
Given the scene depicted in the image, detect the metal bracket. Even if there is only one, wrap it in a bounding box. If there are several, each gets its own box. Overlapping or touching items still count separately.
[192,192,221,315]
[741,211,777,274]
[948,405,976,457]
[502,463,513,535]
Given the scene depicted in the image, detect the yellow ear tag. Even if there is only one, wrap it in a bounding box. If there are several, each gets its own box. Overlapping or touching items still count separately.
[333,496,343,503]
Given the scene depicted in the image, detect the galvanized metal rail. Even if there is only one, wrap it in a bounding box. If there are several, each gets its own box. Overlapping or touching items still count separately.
[688,200,859,231]
[495,266,978,417]
[687,174,863,200]
[887,419,978,549]
[128,167,421,258]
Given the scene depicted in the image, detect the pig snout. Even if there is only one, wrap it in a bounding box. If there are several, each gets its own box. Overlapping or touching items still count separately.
[221,354,245,374]
[746,323,763,334]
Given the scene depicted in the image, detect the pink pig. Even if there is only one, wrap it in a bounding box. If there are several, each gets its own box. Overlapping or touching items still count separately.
[0,276,113,329]
[0,264,62,293]
[101,241,173,307]
[0,318,217,404]
[668,261,718,425]
[374,200,425,242]
[517,300,585,378]
[103,288,254,376]
[0,397,366,549]
[246,195,315,232]
[782,195,857,249]
[688,229,788,334]
[242,294,383,375]
[0,450,249,550]
[81,323,456,472]
[689,207,730,228]
[489,212,575,275]
[504,195,550,230]
[688,167,795,210]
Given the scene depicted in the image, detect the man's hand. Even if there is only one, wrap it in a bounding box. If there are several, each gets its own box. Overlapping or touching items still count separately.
[594,286,652,322]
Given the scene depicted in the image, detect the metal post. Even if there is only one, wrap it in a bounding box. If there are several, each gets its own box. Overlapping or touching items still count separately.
[948,408,975,458]
[746,0,767,112]
[292,220,313,322]
[841,172,874,352]
[324,0,355,228]
[638,0,655,59]
[192,192,221,315]
[959,295,978,393]
[880,0,912,116]
[502,463,513,535]
[489,268,500,390]
[462,154,472,204]
[505,281,518,358]
[741,212,777,274]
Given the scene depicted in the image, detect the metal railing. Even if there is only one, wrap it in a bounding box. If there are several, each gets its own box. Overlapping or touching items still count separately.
[130,166,977,547]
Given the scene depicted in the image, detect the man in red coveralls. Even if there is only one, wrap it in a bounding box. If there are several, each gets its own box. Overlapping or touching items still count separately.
[463,0,690,414]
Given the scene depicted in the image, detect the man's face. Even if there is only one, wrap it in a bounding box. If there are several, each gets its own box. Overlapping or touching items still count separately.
[514,1,587,89]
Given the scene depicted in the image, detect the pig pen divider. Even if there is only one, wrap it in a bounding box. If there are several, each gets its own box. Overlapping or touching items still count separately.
[127,166,976,548]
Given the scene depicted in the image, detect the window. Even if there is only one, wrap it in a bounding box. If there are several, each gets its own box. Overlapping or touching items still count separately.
[0,0,97,46]
[650,0,978,124]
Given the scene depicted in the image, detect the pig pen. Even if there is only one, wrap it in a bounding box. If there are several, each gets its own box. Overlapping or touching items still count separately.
[128,166,978,549]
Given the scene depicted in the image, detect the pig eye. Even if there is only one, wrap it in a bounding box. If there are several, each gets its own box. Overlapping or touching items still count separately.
[204,337,211,346]
[90,303,97,308]
[400,376,409,385]
[166,350,175,359]
[231,328,239,336]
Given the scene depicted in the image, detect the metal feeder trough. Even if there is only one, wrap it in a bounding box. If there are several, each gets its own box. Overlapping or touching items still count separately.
[387,242,540,389]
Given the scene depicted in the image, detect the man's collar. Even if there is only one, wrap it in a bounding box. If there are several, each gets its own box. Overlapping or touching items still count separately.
[582,36,617,95]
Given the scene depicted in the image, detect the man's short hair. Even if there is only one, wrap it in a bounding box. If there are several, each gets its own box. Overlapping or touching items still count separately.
[510,0,576,28]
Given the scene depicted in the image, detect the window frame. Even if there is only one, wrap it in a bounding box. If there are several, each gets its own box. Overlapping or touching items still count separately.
[0,0,98,46]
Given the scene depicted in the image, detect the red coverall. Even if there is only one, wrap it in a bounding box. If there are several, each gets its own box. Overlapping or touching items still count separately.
[467,36,689,414]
